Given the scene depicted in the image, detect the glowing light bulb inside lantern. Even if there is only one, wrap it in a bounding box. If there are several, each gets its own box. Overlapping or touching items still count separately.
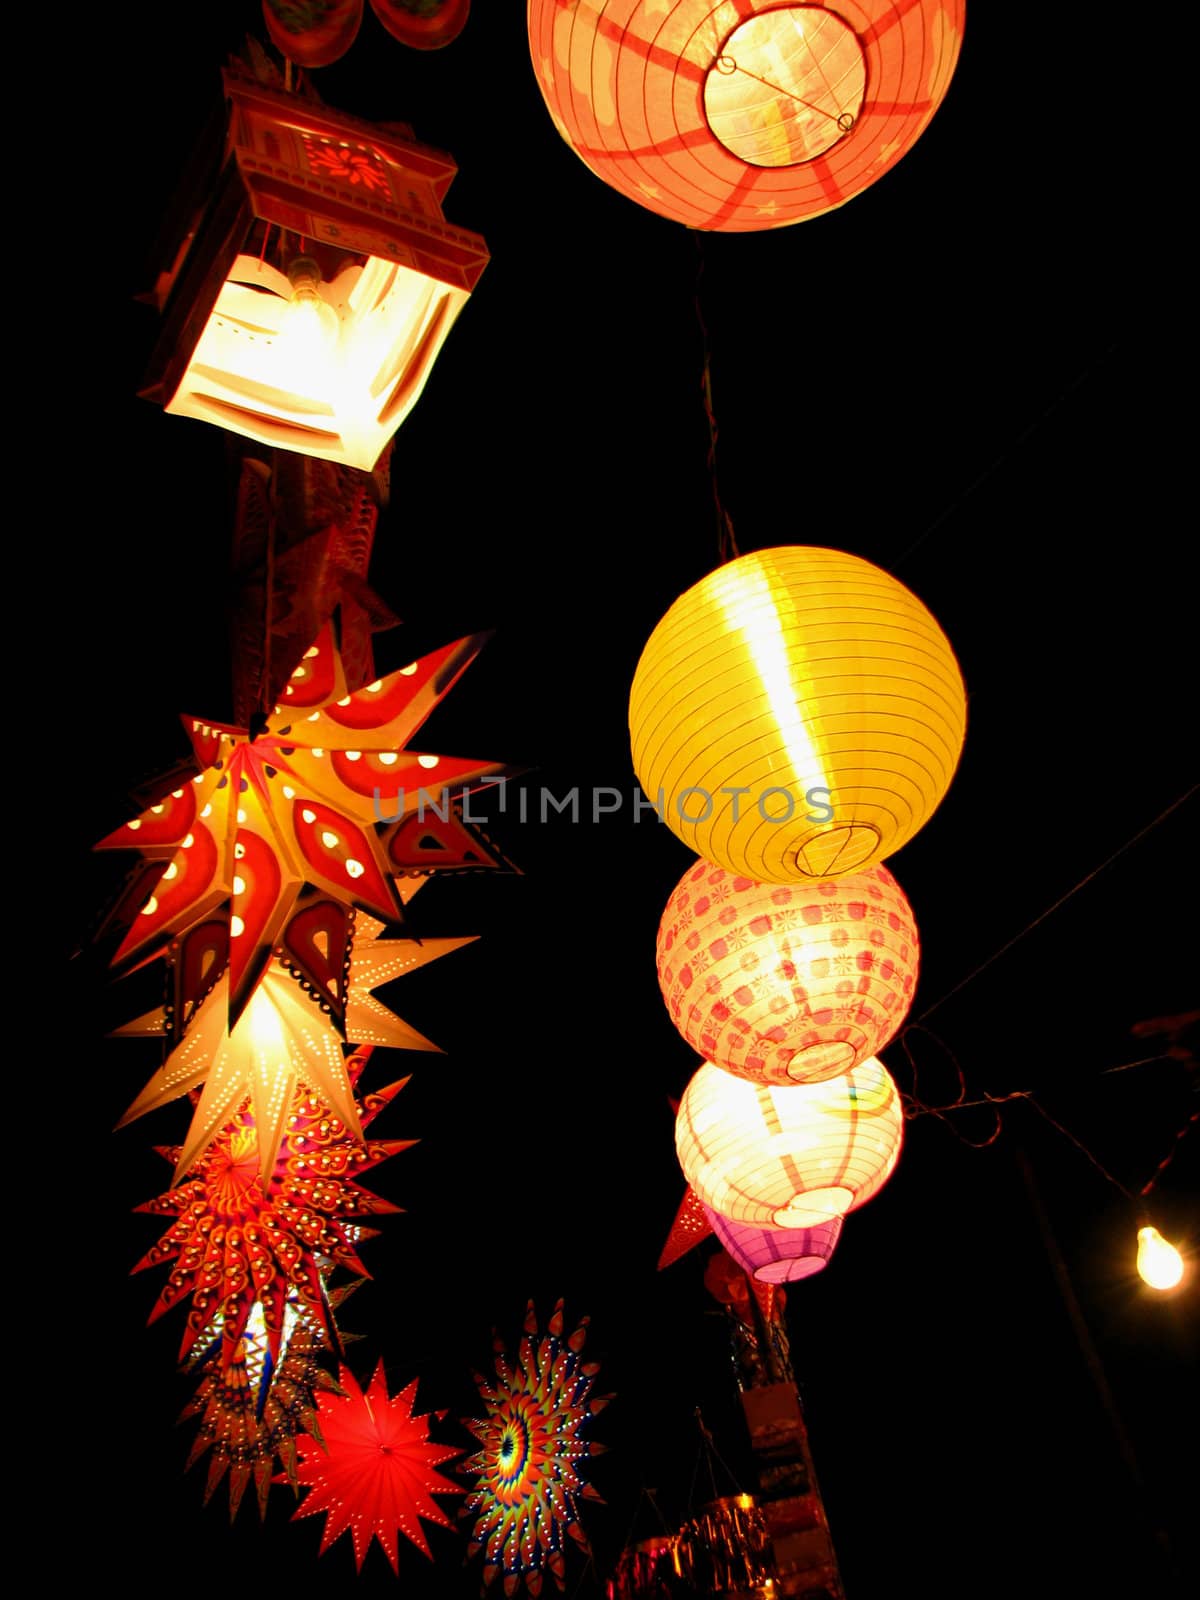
[280,256,340,380]
[1136,1226,1184,1291]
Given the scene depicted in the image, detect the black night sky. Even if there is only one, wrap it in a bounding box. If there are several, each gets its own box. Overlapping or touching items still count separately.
[53,5,1196,1597]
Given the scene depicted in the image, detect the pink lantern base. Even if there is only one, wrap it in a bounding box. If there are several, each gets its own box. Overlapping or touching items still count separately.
[704,1206,843,1284]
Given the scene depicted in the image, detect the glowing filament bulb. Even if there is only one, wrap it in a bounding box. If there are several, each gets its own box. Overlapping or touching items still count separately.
[282,256,340,372]
[1137,1226,1184,1290]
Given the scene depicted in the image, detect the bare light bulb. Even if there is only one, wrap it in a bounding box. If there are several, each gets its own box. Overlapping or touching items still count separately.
[281,256,340,376]
[1136,1225,1184,1291]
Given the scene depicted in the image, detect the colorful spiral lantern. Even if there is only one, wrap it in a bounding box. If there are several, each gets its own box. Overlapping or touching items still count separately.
[676,1056,903,1228]
[704,1206,843,1283]
[629,547,966,883]
[527,1,965,232]
[658,859,918,1084]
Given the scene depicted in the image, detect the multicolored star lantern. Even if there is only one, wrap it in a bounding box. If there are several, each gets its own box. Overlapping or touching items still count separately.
[115,915,475,1185]
[96,625,508,1032]
[291,1363,463,1572]
[182,1286,355,1520]
[133,1047,410,1373]
[461,1301,610,1597]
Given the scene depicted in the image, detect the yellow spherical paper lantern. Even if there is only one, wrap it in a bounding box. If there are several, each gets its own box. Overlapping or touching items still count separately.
[676,1056,903,1229]
[629,547,966,882]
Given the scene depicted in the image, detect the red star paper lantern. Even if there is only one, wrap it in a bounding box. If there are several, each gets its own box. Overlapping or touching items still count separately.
[133,1048,411,1372]
[657,860,919,1085]
[98,624,505,1031]
[291,1364,463,1572]
[657,1186,714,1269]
[528,1,965,233]
[141,65,488,468]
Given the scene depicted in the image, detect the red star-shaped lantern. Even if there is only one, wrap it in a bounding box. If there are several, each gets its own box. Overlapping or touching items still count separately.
[98,625,506,1031]
[291,1363,463,1571]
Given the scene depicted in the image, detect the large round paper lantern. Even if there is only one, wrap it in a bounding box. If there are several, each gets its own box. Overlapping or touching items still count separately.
[658,860,918,1084]
[704,1206,843,1283]
[629,547,966,882]
[527,1,965,233]
[676,1057,903,1228]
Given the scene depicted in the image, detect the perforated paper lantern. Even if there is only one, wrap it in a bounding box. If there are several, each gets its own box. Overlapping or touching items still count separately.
[658,859,918,1084]
[527,1,964,233]
[676,1057,903,1228]
[141,68,488,470]
[704,1206,842,1283]
[629,547,966,882]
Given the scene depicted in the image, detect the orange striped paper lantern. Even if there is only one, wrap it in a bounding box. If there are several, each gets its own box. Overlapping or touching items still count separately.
[527,1,965,233]
[676,1057,903,1228]
[658,859,918,1084]
[629,547,966,883]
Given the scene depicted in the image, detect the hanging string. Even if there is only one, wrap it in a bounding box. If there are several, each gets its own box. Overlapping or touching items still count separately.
[900,1020,1198,1204]
[694,237,740,564]
[1138,1108,1198,1198]
[893,341,1119,569]
[256,476,278,733]
[567,1554,596,1599]
[911,784,1199,1025]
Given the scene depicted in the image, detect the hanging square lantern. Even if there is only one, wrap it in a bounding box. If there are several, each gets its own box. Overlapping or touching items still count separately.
[140,67,489,470]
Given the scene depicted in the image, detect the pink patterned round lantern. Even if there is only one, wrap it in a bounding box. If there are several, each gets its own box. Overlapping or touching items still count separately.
[704,1206,843,1283]
[658,860,918,1085]
[676,1057,903,1228]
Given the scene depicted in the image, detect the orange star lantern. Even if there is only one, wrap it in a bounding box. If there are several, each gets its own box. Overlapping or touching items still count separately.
[141,66,489,469]
[528,1,965,232]
[98,625,505,1033]
[115,917,475,1185]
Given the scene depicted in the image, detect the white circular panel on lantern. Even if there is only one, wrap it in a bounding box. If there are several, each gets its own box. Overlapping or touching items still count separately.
[704,8,866,167]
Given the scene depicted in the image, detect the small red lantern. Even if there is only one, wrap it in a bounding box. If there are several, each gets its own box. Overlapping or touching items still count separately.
[528,1,964,232]
[262,0,364,67]
[371,0,471,51]
[657,860,919,1085]
[141,66,489,469]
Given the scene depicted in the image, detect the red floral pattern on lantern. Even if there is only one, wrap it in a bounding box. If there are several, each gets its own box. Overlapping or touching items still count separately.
[303,137,391,194]
[658,861,919,1085]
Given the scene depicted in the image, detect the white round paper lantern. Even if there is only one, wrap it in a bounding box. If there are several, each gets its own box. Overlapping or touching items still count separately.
[676,1056,903,1228]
